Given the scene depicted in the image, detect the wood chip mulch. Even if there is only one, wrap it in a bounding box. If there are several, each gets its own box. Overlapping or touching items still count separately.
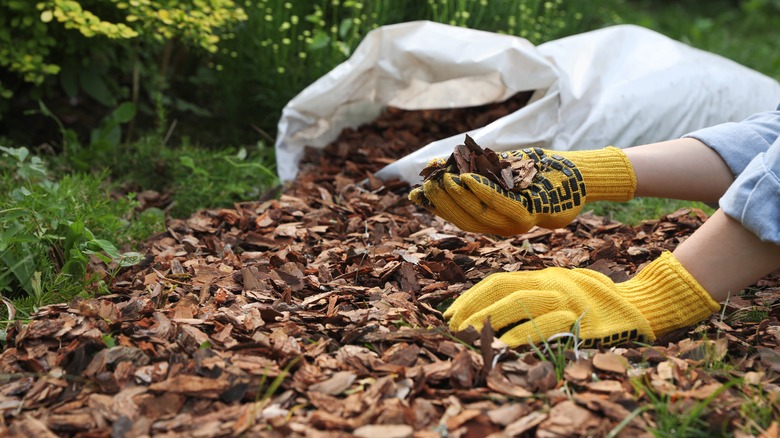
[0,94,778,437]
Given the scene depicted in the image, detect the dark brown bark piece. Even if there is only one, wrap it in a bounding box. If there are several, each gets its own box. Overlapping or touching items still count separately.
[419,134,536,193]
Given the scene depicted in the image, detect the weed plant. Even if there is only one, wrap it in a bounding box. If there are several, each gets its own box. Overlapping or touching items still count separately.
[0,146,158,318]
[108,136,277,218]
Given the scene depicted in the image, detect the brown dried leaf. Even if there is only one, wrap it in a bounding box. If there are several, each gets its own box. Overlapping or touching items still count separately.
[680,382,723,400]
[453,143,473,175]
[486,368,533,398]
[592,352,628,375]
[419,160,447,179]
[504,411,548,437]
[758,347,780,372]
[445,409,482,430]
[500,166,515,191]
[9,415,59,438]
[564,358,593,383]
[528,361,558,392]
[309,371,356,396]
[586,380,624,393]
[574,393,649,432]
[449,350,476,389]
[480,316,495,380]
[509,156,537,190]
[760,421,779,438]
[353,424,414,438]
[537,400,602,438]
[486,403,529,427]
[148,375,231,399]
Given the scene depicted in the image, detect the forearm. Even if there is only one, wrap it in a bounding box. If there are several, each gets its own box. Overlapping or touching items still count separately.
[673,209,780,302]
[624,138,734,203]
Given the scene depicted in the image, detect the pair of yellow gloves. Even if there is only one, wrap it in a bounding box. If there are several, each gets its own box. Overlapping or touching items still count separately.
[409,146,720,347]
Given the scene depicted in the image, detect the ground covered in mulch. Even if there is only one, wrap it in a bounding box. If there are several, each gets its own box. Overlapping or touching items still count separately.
[1,96,779,437]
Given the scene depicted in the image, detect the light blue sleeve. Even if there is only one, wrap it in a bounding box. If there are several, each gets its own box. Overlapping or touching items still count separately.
[683,104,780,176]
[720,137,780,245]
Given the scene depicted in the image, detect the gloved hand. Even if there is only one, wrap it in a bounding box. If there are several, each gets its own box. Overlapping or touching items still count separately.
[445,252,720,348]
[409,146,637,236]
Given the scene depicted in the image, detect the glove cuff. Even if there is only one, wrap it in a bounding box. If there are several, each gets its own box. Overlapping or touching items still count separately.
[618,252,721,338]
[559,147,637,202]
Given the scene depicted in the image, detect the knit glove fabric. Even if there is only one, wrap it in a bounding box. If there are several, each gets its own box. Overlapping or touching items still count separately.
[409,146,637,236]
[444,252,721,348]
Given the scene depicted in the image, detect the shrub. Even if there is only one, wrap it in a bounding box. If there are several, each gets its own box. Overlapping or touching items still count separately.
[0,0,247,145]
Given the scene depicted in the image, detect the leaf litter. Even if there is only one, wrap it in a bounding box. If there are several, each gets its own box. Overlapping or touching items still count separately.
[0,92,778,437]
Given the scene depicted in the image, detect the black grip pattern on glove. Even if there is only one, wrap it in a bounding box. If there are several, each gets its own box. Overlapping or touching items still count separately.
[464,147,586,215]
[579,329,648,349]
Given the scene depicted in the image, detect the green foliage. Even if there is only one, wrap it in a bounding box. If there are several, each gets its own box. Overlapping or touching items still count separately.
[210,0,612,144]
[212,0,396,141]
[170,143,277,217]
[726,305,770,323]
[39,0,138,39]
[738,383,780,436]
[632,375,739,437]
[0,146,157,317]
[613,0,780,81]
[107,136,278,218]
[587,198,716,226]
[425,0,611,41]
[0,0,247,93]
[2,0,614,147]
[2,0,617,148]
[0,0,248,150]
[38,99,137,172]
[0,1,60,90]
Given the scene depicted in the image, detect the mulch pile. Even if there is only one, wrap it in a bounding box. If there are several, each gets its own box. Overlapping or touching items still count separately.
[1,94,778,437]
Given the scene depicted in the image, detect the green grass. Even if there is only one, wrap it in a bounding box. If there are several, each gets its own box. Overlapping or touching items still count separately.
[738,384,780,436]
[631,375,740,437]
[614,0,780,81]
[587,198,715,225]
[105,136,278,218]
[1,134,278,319]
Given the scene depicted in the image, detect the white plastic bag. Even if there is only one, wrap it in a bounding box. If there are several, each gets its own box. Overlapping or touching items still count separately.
[275,21,780,184]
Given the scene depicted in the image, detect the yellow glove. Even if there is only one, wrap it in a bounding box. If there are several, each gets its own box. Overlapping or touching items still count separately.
[409,147,637,236]
[445,252,720,348]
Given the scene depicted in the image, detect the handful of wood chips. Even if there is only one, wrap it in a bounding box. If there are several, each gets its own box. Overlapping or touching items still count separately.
[419,135,537,193]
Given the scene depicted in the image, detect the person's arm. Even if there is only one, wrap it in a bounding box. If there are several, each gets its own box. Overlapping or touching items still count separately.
[625,138,734,203]
[673,209,780,302]
[411,107,780,235]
